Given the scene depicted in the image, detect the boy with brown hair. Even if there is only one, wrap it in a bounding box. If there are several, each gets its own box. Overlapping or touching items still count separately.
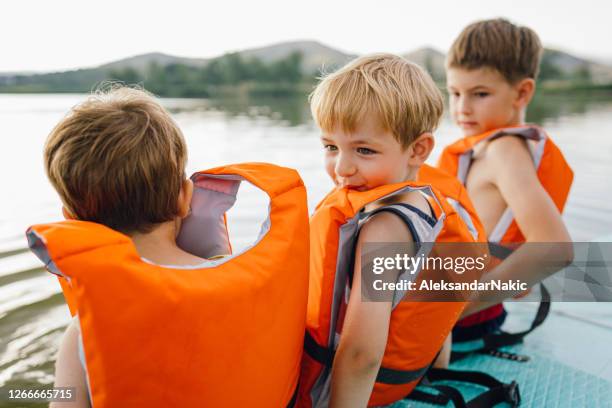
[36,85,309,408]
[440,18,573,341]
[43,86,206,407]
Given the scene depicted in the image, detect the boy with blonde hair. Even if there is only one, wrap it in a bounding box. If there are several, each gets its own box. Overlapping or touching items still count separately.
[299,53,474,407]
[441,18,573,341]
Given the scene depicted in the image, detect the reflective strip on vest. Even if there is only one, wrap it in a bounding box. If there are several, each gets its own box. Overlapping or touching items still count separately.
[27,229,64,279]
[446,198,479,241]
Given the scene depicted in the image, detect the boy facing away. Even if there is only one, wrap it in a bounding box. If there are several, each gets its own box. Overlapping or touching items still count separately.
[441,19,573,337]
[44,87,207,408]
[38,86,309,407]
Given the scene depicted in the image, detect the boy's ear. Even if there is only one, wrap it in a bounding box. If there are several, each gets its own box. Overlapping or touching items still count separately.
[514,78,536,109]
[177,178,194,218]
[62,206,75,220]
[408,132,435,165]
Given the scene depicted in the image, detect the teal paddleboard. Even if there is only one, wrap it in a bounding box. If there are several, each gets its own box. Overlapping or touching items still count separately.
[389,344,612,407]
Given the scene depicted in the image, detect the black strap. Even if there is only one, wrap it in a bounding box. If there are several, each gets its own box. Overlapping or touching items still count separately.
[305,331,431,385]
[409,384,464,406]
[392,202,438,227]
[452,242,551,362]
[407,368,521,408]
[376,364,430,385]
[487,242,515,260]
[484,282,550,348]
[451,282,550,363]
[303,331,334,366]
[408,388,453,405]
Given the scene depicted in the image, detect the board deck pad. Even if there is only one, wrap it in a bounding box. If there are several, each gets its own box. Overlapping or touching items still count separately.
[389,344,612,407]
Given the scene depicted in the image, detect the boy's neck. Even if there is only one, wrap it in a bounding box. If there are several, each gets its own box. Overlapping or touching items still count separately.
[471,117,527,138]
[500,109,527,131]
[400,166,419,183]
[508,109,526,128]
[129,220,206,266]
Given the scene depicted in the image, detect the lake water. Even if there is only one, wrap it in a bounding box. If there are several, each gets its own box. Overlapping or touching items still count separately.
[1,92,612,404]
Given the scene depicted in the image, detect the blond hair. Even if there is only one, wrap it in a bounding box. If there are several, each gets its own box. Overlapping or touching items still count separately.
[44,85,187,234]
[310,53,443,148]
[447,18,543,83]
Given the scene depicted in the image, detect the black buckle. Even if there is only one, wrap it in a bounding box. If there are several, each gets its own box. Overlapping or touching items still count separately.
[503,381,521,407]
[485,348,530,362]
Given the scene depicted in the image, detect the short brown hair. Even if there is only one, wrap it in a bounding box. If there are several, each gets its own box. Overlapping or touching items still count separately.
[310,53,443,148]
[447,18,543,83]
[44,85,187,234]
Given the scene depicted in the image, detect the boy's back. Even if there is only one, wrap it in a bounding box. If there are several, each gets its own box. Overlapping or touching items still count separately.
[32,87,310,408]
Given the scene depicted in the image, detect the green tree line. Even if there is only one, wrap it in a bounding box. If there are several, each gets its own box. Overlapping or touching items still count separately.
[109,51,306,97]
[0,52,308,97]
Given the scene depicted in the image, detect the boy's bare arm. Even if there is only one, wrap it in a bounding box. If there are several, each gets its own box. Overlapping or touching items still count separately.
[330,212,412,408]
[51,319,90,408]
[464,136,572,312]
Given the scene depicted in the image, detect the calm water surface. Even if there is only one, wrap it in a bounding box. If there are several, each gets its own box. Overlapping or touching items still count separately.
[1,92,612,403]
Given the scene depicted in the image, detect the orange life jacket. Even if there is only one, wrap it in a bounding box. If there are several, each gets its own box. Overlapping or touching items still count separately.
[438,126,573,244]
[437,126,573,327]
[27,163,309,408]
[298,181,487,407]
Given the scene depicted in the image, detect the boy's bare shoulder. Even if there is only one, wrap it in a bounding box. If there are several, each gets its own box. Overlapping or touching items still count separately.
[359,211,413,243]
[483,134,534,172]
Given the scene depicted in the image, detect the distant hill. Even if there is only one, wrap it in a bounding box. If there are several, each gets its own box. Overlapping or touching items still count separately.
[0,41,355,92]
[97,41,354,75]
[236,40,356,74]
[542,48,612,84]
[402,47,446,82]
[1,41,611,94]
[99,52,209,72]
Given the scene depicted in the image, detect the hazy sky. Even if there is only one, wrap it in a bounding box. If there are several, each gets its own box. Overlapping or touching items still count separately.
[4,0,611,73]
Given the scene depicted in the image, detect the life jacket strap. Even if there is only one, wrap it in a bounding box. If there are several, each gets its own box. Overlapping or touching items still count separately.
[304,331,431,385]
[452,241,551,362]
[375,364,430,385]
[487,242,515,260]
[303,330,335,366]
[407,368,521,408]
[451,282,550,364]
[485,282,550,349]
